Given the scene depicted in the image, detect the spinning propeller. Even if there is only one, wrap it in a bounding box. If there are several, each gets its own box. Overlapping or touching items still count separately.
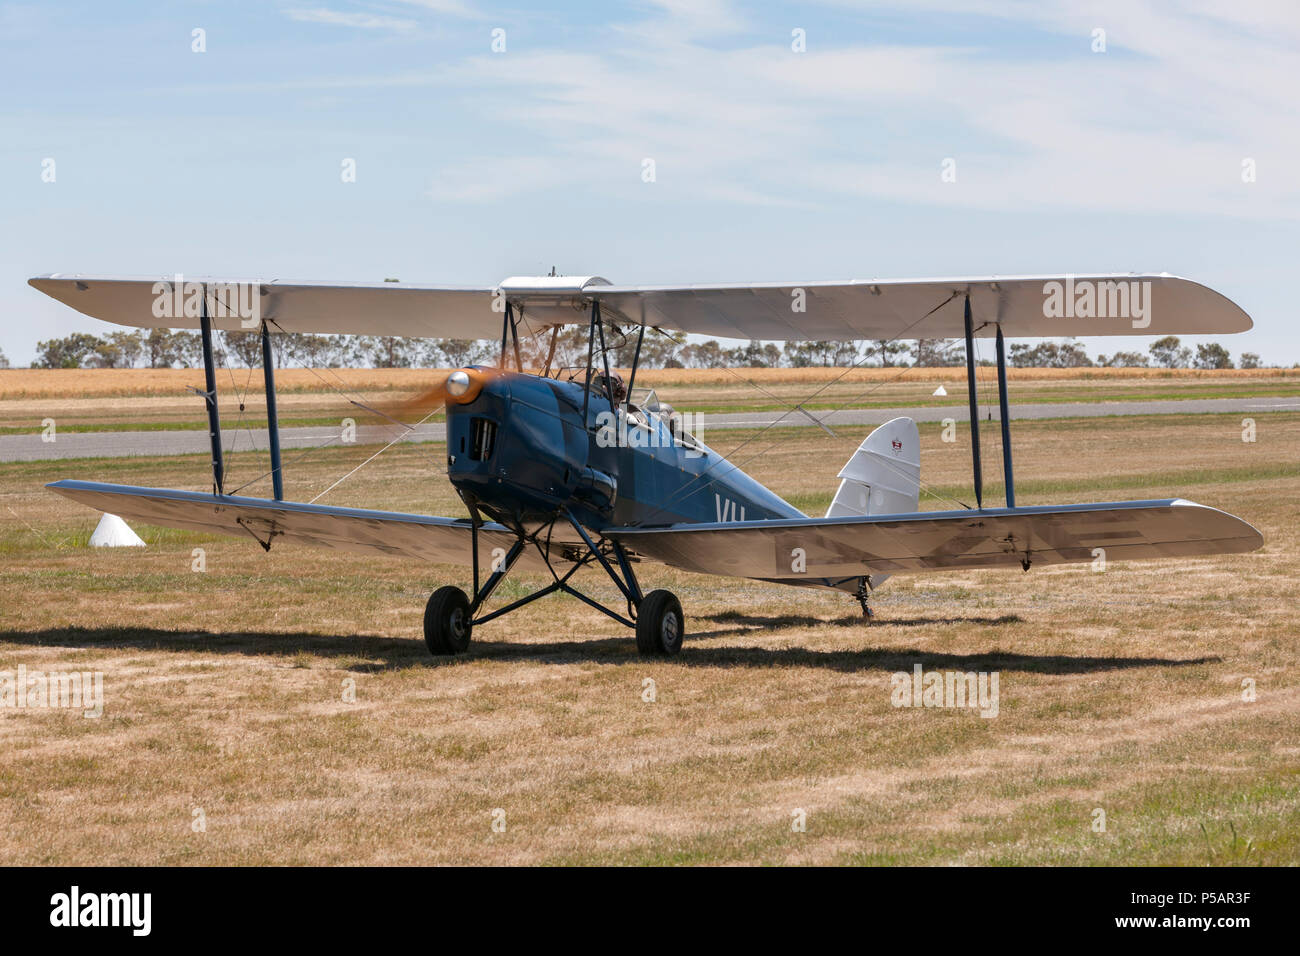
[385,366,502,420]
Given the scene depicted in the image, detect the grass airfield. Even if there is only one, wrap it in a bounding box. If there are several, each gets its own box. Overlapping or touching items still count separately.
[0,369,1297,865]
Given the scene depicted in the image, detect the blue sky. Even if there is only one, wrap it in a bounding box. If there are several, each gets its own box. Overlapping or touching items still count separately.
[2,0,1297,365]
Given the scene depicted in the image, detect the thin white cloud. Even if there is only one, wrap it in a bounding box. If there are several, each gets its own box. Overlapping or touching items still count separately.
[418,1,1300,217]
[391,0,477,15]
[260,0,1298,218]
[286,8,417,32]
[634,0,747,37]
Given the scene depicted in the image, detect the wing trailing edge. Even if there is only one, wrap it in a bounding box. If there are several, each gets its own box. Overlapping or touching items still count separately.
[606,499,1263,586]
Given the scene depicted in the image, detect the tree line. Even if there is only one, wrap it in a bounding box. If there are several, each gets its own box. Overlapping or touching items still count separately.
[11,328,1267,371]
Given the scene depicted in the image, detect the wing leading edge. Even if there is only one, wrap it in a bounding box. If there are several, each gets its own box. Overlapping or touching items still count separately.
[606,500,1263,586]
[47,479,554,571]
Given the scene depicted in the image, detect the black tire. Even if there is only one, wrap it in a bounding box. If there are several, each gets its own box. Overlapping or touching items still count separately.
[635,589,684,657]
[424,586,472,655]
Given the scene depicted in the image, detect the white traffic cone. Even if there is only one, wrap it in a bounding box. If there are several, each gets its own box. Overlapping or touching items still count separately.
[89,513,146,548]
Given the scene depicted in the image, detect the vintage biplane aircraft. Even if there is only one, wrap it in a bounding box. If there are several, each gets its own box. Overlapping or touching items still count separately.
[29,272,1263,656]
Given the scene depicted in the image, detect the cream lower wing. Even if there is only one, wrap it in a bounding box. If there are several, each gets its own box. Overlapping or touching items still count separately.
[607,499,1263,588]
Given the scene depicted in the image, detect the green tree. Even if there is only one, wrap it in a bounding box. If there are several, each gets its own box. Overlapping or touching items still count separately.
[1008,339,1094,368]
[33,333,103,368]
[1098,350,1149,368]
[174,332,202,367]
[910,338,961,367]
[637,329,686,369]
[685,340,725,368]
[436,338,496,369]
[783,340,844,367]
[727,340,780,367]
[143,329,192,368]
[219,330,264,368]
[866,339,907,367]
[280,332,343,367]
[105,330,145,367]
[82,338,123,368]
[1149,335,1191,369]
[1238,352,1261,369]
[1194,343,1232,369]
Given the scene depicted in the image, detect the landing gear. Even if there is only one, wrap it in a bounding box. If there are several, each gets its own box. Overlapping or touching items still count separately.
[636,589,684,656]
[424,504,688,658]
[855,576,874,619]
[424,585,472,654]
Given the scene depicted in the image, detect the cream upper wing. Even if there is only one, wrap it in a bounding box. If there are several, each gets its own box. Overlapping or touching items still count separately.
[30,272,1250,341]
[29,275,501,337]
[591,274,1252,341]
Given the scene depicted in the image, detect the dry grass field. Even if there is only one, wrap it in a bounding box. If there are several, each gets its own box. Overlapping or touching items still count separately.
[1,407,1298,865]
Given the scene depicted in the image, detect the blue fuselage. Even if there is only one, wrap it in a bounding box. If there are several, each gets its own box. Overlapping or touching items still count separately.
[445,371,802,531]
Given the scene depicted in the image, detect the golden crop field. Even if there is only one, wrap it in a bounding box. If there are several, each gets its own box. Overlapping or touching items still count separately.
[1,365,1295,400]
[2,366,1296,435]
[1,408,1297,865]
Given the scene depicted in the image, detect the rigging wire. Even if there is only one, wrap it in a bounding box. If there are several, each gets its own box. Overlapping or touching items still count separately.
[712,347,968,511]
[628,291,966,526]
[308,402,445,505]
[221,322,448,498]
[211,324,258,482]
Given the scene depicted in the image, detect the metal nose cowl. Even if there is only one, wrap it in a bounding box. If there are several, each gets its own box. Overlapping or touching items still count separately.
[444,367,493,405]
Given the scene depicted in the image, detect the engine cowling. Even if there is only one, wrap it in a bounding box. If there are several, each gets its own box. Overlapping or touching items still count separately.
[444,370,616,523]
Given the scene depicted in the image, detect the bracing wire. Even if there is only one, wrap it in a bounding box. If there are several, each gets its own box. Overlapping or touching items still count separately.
[628,291,965,526]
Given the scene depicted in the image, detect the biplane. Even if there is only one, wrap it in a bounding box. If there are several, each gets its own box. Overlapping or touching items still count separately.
[29,272,1263,656]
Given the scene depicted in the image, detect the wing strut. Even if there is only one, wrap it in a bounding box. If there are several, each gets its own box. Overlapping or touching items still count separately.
[260,320,284,500]
[963,293,983,508]
[623,315,647,416]
[198,287,225,495]
[995,323,1015,508]
[581,300,599,423]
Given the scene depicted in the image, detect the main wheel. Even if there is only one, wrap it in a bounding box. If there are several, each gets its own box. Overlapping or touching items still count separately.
[635,589,684,657]
[424,586,472,655]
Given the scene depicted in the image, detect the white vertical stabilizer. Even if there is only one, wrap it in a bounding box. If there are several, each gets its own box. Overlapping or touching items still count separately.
[826,417,920,590]
[826,417,920,520]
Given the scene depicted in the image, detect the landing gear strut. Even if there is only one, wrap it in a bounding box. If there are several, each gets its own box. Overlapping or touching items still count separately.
[855,576,874,619]
[422,505,685,657]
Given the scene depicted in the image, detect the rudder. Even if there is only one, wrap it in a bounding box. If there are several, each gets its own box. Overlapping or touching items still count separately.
[825,417,920,519]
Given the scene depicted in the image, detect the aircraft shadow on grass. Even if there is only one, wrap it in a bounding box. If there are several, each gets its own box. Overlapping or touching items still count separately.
[1,623,1219,676]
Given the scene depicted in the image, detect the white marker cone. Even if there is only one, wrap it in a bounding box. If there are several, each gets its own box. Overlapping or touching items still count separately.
[932,384,948,396]
[89,513,146,548]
